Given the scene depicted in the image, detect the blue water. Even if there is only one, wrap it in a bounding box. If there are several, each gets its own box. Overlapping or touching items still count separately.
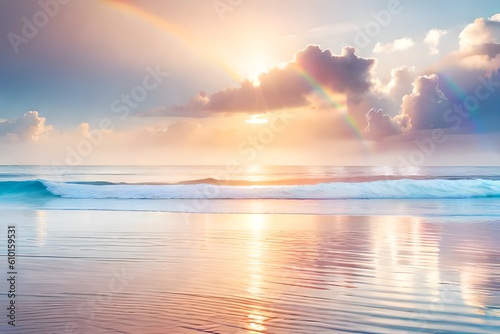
[4,178,500,200]
[1,165,500,217]
[0,166,499,333]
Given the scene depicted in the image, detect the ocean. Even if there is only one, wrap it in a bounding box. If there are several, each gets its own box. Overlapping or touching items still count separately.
[0,165,499,333]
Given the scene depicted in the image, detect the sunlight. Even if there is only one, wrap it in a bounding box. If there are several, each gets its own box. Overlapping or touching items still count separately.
[245,115,269,125]
[246,214,269,333]
[242,49,275,86]
[36,210,47,246]
[246,61,288,87]
[248,74,261,87]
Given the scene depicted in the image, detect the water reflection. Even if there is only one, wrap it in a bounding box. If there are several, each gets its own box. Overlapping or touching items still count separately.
[3,211,500,333]
[36,210,47,246]
[370,216,442,299]
[246,215,267,333]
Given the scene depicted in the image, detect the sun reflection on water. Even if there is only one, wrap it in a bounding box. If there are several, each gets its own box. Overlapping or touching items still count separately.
[245,214,270,333]
[36,210,47,246]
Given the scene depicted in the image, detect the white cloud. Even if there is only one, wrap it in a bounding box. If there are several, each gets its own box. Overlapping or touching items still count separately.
[0,111,52,141]
[457,13,500,71]
[459,13,500,51]
[491,14,500,22]
[424,29,448,55]
[373,37,414,53]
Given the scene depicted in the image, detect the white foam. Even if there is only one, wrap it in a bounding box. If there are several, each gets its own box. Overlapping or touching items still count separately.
[42,179,500,200]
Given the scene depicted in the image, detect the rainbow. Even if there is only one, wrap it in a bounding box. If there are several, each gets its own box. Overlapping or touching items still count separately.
[439,73,485,132]
[103,0,368,145]
[440,74,470,105]
[439,73,496,150]
[294,65,366,140]
[102,0,243,83]
[438,73,496,152]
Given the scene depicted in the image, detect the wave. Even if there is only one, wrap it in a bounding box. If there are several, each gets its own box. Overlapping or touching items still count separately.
[0,180,58,198]
[2,179,500,200]
[67,175,500,186]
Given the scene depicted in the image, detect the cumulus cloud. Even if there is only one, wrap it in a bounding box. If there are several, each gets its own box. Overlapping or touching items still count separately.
[365,74,459,140]
[364,109,400,139]
[294,46,375,93]
[424,29,448,55]
[156,45,376,115]
[346,65,415,130]
[386,66,416,103]
[456,13,500,71]
[365,67,500,141]
[0,111,52,141]
[459,14,500,51]
[154,13,500,144]
[365,12,500,142]
[400,74,451,130]
[373,38,414,53]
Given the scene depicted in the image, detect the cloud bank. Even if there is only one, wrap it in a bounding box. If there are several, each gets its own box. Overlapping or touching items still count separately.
[366,13,500,139]
[3,13,500,165]
[145,45,376,115]
[146,12,500,147]
[0,111,52,141]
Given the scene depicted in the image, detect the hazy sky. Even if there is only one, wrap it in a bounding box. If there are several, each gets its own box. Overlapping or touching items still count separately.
[1,0,500,165]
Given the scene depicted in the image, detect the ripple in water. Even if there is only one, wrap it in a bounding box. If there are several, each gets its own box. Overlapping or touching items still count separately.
[1,211,500,333]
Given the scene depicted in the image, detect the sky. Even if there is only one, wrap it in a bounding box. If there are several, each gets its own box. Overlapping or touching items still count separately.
[0,0,500,165]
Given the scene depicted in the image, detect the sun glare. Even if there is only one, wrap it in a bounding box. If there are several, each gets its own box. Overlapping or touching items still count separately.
[246,61,289,87]
[248,75,261,87]
[242,49,275,86]
[245,115,269,125]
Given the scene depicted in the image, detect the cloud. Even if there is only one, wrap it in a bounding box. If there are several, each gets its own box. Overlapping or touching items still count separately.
[294,46,375,94]
[386,66,416,103]
[365,74,457,140]
[456,14,500,72]
[364,14,500,141]
[0,111,52,141]
[150,13,500,145]
[366,67,500,141]
[424,29,448,55]
[364,109,400,139]
[157,45,376,115]
[400,74,451,130]
[365,70,451,140]
[373,37,415,53]
[459,14,500,51]
[142,92,210,117]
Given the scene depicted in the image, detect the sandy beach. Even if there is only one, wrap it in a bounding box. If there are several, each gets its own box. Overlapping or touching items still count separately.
[1,209,499,333]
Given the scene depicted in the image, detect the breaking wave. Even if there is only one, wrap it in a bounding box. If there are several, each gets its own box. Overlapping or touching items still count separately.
[2,178,500,200]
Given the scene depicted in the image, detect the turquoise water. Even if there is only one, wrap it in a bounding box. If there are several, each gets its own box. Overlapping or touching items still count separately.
[2,165,500,216]
[0,166,499,333]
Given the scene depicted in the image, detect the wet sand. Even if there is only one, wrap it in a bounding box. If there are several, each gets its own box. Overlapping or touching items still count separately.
[1,210,499,333]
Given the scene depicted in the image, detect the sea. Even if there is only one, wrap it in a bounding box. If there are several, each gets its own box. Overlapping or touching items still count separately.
[0,165,499,333]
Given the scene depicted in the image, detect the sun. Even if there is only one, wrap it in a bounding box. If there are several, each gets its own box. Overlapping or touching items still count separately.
[248,74,261,87]
[243,50,274,86]
[246,61,288,87]
[245,115,269,125]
